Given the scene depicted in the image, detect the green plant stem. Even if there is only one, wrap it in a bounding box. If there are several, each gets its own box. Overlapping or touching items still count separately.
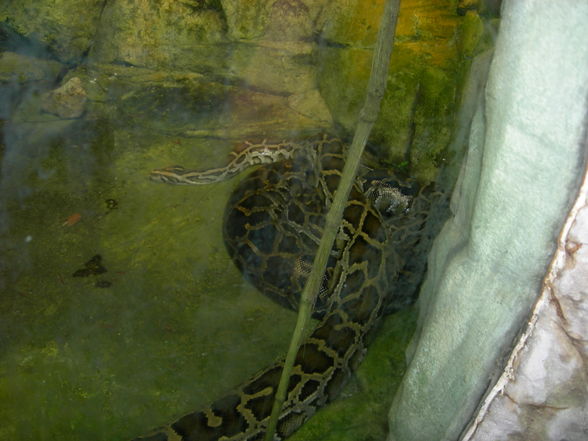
[262,1,401,440]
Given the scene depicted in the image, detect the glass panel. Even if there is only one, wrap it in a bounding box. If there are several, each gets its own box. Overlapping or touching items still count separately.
[0,1,498,440]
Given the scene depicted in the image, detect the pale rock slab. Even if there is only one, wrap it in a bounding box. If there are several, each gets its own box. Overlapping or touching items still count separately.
[387,1,588,440]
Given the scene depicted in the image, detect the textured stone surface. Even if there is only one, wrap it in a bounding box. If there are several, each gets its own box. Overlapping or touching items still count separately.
[462,172,588,441]
[89,0,226,69]
[317,0,494,181]
[41,77,88,119]
[1,0,487,179]
[388,1,588,440]
[0,0,103,63]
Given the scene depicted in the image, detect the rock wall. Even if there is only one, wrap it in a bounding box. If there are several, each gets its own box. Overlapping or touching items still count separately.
[1,0,493,181]
[0,0,104,63]
[388,1,588,440]
[463,173,588,441]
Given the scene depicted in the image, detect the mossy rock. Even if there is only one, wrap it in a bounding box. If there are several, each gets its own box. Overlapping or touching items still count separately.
[88,0,227,70]
[317,0,491,182]
[0,0,104,63]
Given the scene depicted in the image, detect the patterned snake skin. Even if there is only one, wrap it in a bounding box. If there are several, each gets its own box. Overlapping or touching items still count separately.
[142,135,415,441]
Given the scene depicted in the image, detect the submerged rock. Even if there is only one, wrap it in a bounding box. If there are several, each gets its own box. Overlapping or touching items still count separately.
[41,77,88,119]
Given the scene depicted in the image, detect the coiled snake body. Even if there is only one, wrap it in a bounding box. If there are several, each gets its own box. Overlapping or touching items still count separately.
[143,135,407,441]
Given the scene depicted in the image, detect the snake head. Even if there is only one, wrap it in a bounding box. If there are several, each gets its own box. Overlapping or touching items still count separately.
[149,165,188,184]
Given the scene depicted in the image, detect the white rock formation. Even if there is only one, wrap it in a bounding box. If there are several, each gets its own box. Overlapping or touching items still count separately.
[387,1,588,440]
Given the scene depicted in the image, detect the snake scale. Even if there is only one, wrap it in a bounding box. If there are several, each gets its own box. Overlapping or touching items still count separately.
[142,135,413,441]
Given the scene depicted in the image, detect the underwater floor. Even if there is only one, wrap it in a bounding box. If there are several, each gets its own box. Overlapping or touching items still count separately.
[0,120,415,441]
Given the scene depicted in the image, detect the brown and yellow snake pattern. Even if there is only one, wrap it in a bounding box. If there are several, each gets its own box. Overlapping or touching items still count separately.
[142,135,411,441]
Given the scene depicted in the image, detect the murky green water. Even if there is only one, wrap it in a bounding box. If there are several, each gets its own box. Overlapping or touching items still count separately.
[0,119,415,441]
[0,0,489,438]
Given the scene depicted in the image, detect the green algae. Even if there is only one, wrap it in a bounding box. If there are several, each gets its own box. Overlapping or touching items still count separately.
[0,0,497,439]
[89,0,227,70]
[0,121,299,440]
[1,111,419,441]
[0,0,104,63]
[289,307,417,441]
[317,1,492,182]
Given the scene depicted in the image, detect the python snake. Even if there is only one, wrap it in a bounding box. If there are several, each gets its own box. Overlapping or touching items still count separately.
[143,135,413,441]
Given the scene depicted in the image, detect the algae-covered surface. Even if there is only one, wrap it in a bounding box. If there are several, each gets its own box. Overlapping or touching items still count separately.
[0,120,299,440]
[290,308,416,441]
[317,0,496,182]
[0,118,415,441]
[0,0,494,439]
